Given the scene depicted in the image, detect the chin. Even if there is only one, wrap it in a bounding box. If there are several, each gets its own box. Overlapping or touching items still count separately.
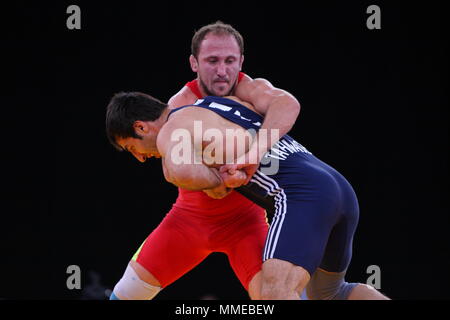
[212,85,230,96]
[216,89,232,97]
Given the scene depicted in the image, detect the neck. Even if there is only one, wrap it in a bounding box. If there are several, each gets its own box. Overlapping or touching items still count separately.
[160,107,171,124]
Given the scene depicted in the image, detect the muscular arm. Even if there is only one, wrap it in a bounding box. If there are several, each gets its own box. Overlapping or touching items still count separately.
[235,76,301,159]
[157,117,223,191]
[162,157,223,190]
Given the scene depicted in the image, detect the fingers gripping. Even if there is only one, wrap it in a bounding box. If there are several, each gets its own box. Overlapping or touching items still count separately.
[220,169,247,188]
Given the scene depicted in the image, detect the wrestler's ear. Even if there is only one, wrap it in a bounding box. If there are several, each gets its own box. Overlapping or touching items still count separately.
[133,120,151,136]
[190,54,198,72]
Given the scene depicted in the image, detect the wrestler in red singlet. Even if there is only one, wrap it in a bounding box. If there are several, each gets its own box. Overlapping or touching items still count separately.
[132,73,268,291]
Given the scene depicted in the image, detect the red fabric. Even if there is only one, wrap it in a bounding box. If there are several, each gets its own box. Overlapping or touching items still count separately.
[136,197,268,289]
[173,188,256,217]
[185,79,203,99]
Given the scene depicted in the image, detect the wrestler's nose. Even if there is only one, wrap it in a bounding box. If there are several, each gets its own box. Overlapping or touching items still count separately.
[217,62,227,77]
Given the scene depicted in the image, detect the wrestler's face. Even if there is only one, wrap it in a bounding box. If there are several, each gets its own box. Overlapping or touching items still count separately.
[116,121,161,163]
[190,33,244,97]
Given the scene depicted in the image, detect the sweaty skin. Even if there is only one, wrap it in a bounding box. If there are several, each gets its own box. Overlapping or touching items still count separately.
[157,96,257,191]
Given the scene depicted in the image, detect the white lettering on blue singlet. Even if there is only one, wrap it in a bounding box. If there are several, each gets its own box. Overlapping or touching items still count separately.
[233,110,252,121]
[209,102,233,111]
[266,138,312,161]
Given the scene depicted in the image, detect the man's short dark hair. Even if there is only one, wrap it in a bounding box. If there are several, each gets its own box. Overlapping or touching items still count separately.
[191,21,244,59]
[105,92,167,150]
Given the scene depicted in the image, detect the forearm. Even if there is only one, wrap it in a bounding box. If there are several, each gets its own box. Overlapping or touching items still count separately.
[254,95,300,158]
[236,78,301,159]
[261,95,300,136]
[165,162,223,190]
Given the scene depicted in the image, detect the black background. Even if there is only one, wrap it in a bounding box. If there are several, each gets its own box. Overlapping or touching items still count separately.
[1,1,448,300]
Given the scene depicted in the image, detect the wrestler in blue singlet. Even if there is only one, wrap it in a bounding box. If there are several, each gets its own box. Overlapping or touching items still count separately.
[169,96,359,276]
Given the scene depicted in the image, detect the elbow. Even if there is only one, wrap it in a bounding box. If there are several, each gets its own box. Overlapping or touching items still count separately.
[283,97,301,132]
[290,97,301,118]
[172,171,196,189]
[166,166,193,189]
[275,92,300,118]
[279,95,300,124]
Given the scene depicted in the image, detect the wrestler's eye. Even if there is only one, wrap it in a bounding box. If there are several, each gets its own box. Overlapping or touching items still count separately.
[208,58,218,64]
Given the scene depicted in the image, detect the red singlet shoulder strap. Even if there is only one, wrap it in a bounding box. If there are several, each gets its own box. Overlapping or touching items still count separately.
[184,79,203,99]
[238,71,245,82]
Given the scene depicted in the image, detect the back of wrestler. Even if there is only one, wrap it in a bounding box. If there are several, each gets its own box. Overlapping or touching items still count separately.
[170,72,257,217]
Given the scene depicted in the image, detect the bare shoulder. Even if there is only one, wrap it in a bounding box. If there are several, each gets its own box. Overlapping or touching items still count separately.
[168,86,198,109]
[235,77,276,102]
[237,76,274,92]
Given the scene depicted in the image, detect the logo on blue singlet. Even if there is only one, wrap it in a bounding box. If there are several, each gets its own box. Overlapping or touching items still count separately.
[264,138,312,161]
